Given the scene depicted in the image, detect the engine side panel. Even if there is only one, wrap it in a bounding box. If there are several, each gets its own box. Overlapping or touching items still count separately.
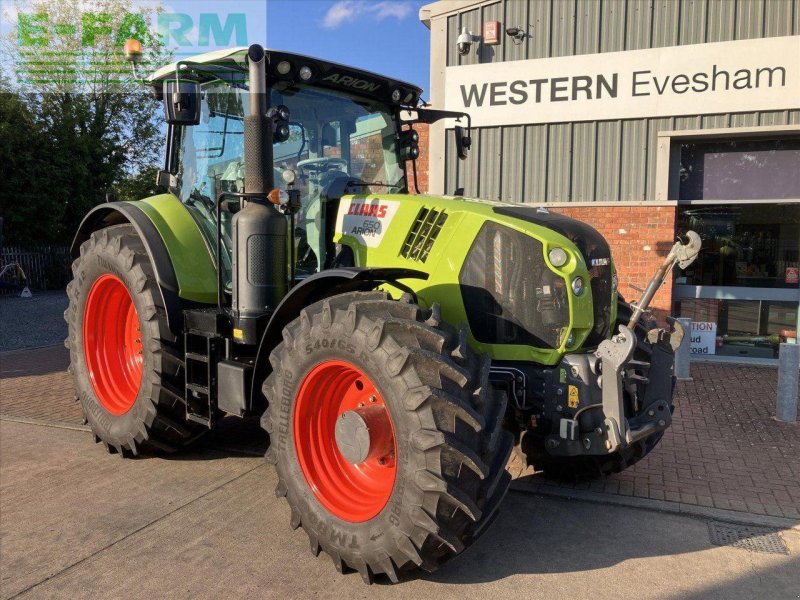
[333,193,601,365]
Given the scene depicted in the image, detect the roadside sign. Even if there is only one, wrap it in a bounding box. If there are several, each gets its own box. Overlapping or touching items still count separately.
[690,322,717,355]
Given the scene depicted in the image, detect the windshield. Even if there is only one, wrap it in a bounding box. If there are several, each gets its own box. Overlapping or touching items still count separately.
[174,80,405,281]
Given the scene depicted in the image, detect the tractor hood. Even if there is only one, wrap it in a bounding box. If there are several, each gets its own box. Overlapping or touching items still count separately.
[333,193,617,365]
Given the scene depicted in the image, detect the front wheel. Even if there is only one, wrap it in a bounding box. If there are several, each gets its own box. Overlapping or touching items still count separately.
[261,291,513,583]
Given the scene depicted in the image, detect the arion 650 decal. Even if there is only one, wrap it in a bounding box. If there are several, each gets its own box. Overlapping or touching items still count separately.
[335,198,400,248]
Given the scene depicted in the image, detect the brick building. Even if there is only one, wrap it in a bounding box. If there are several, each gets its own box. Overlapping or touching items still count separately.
[417,0,800,360]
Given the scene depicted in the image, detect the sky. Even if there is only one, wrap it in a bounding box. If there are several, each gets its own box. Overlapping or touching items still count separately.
[0,0,431,91]
[266,0,431,91]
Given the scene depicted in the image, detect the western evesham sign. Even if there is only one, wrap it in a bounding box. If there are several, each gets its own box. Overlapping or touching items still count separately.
[444,36,800,127]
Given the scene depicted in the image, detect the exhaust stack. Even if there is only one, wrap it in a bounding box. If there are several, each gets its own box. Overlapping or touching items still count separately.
[231,44,288,344]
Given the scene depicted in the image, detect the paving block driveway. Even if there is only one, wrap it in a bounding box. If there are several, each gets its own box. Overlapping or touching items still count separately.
[1,345,799,597]
[1,419,798,599]
[2,346,798,520]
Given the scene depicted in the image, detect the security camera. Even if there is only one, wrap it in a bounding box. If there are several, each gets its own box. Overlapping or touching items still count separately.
[506,26,526,44]
[457,27,474,56]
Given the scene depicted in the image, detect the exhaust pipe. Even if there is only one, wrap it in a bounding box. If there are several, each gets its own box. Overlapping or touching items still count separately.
[231,44,288,344]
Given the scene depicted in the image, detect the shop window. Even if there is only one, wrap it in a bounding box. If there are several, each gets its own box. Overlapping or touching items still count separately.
[676,299,798,359]
[676,204,800,289]
[679,138,800,201]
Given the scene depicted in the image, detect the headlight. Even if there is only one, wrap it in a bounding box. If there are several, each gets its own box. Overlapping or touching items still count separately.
[611,272,618,291]
[571,276,584,295]
[548,247,568,267]
[566,331,575,346]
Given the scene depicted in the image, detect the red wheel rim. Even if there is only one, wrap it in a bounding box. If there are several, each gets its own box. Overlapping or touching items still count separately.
[293,360,397,522]
[82,274,143,415]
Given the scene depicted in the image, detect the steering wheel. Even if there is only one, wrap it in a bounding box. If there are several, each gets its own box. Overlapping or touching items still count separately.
[297,157,348,175]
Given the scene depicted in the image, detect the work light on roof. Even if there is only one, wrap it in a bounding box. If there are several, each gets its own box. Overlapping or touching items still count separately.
[299,66,313,81]
[276,61,291,75]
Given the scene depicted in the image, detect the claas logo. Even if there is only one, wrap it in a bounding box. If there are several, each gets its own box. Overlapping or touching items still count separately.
[347,203,389,218]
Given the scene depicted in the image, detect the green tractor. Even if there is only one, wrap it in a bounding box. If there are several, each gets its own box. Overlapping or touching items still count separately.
[65,45,700,583]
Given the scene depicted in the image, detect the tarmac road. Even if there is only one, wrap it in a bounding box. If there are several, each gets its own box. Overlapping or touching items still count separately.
[1,418,798,600]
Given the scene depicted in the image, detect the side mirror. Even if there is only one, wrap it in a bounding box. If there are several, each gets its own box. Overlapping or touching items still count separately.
[163,80,201,125]
[455,125,472,160]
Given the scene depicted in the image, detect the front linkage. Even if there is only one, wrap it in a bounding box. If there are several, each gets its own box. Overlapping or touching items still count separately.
[542,231,701,459]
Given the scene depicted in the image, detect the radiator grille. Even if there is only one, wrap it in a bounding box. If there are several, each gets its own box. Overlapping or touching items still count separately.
[459,222,569,349]
[400,208,448,262]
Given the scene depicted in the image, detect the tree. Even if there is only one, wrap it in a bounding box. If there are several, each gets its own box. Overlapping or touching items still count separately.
[0,0,168,246]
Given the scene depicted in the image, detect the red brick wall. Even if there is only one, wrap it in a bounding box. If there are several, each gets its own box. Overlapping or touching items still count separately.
[553,206,677,320]
[406,123,429,194]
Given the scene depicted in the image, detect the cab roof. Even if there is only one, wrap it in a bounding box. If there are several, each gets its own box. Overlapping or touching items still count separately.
[148,47,423,107]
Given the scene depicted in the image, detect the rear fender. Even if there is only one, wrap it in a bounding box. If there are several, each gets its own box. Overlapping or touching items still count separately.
[71,195,217,335]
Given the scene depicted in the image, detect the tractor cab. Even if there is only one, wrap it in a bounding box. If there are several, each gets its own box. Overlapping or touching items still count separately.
[149,48,460,283]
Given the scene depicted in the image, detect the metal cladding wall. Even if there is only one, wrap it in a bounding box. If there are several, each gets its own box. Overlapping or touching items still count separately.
[441,0,800,202]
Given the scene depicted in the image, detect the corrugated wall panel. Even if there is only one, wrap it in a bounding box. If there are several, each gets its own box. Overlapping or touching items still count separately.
[571,122,597,201]
[479,127,503,198]
[706,0,737,41]
[439,0,800,203]
[500,126,525,201]
[547,124,573,201]
[702,114,730,128]
[680,0,708,44]
[620,120,648,200]
[459,9,482,66]
[445,131,457,194]
[447,15,459,68]
[729,112,761,127]
[764,0,795,36]
[674,115,703,130]
[480,3,503,63]
[523,125,549,200]
[600,0,628,52]
[759,110,791,125]
[651,0,681,47]
[795,0,800,33]
[646,117,674,200]
[446,0,799,65]
[550,0,577,57]
[626,0,654,49]
[527,0,552,59]
[736,0,766,40]
[503,0,528,61]
[461,128,481,194]
[595,121,623,201]
[575,0,602,54]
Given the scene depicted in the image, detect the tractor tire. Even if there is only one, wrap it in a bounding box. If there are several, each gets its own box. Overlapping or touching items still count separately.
[261,291,513,583]
[521,300,672,480]
[65,224,205,456]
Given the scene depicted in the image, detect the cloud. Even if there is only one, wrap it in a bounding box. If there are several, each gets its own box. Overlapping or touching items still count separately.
[322,1,414,30]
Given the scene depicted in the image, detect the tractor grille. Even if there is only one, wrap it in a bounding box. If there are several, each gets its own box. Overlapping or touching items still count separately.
[400,207,448,262]
[459,222,569,349]
[493,206,615,348]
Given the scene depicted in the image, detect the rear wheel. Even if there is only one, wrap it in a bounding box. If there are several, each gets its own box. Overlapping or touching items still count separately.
[65,224,205,455]
[521,300,672,480]
[261,291,513,583]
